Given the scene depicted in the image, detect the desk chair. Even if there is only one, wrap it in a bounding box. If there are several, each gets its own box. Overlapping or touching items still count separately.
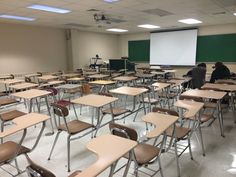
[48,103,94,172]
[152,107,193,160]
[46,87,78,118]
[109,123,164,177]
[26,155,81,177]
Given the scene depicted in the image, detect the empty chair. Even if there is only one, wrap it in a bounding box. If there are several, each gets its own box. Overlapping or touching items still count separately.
[109,123,164,177]
[48,103,94,172]
[152,107,193,160]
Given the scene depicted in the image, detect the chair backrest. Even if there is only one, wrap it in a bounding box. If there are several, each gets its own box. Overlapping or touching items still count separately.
[179,95,203,102]
[109,123,138,141]
[37,72,43,77]
[25,77,32,83]
[10,74,14,79]
[51,103,69,117]
[81,84,91,95]
[26,155,56,177]
[46,87,58,96]
[152,107,178,116]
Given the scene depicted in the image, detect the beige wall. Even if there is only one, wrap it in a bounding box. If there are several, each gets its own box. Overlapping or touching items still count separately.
[70,30,120,70]
[118,23,236,76]
[0,23,67,74]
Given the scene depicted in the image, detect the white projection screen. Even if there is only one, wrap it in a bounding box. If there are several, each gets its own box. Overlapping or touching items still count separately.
[150,29,198,66]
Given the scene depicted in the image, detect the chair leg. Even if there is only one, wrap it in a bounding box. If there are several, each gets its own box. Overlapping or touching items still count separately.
[15,159,21,174]
[72,104,78,118]
[67,135,71,172]
[188,136,193,160]
[48,131,61,160]
[158,157,164,177]
[1,121,4,143]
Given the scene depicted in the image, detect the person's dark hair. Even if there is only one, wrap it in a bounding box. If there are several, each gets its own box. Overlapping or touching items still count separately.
[198,63,206,68]
[213,61,223,68]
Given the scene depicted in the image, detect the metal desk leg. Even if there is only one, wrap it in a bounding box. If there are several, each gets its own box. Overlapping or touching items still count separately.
[217,100,224,137]
[45,96,54,136]
[173,124,181,177]
[197,113,205,156]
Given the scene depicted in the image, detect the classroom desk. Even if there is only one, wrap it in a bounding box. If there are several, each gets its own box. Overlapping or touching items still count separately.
[0,79,24,93]
[61,73,80,79]
[87,74,109,80]
[55,84,82,98]
[142,112,180,176]
[82,71,98,76]
[11,89,51,113]
[0,75,13,80]
[181,89,227,137]
[74,134,137,177]
[113,76,137,86]
[67,77,85,83]
[37,75,58,82]
[72,94,118,135]
[89,80,116,92]
[109,86,148,116]
[174,100,205,155]
[216,79,236,85]
[135,73,156,83]
[0,113,49,166]
[202,83,236,122]
[25,73,41,78]
[39,80,65,88]
[9,82,38,92]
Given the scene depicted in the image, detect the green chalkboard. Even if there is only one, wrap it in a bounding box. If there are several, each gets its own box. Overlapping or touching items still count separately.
[128,40,150,62]
[128,33,236,63]
[196,33,236,62]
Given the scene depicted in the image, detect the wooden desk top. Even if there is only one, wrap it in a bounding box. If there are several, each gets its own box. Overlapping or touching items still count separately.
[202,83,236,92]
[83,71,98,75]
[55,84,81,90]
[9,82,38,90]
[38,75,58,81]
[216,79,236,85]
[39,80,65,88]
[67,77,85,81]
[0,75,12,80]
[61,73,80,78]
[113,76,137,81]
[11,89,51,99]
[152,82,171,90]
[109,86,148,96]
[181,89,226,100]
[142,112,178,138]
[72,94,118,108]
[75,134,137,177]
[0,113,49,138]
[136,73,156,78]
[0,79,24,85]
[87,74,109,79]
[89,80,116,85]
[174,100,204,118]
[168,79,187,86]
[25,73,41,78]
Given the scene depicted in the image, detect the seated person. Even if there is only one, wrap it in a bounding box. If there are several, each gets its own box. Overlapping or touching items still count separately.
[184,63,207,89]
[210,62,231,83]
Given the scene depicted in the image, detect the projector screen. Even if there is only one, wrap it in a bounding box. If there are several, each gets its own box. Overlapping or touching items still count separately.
[150,29,198,66]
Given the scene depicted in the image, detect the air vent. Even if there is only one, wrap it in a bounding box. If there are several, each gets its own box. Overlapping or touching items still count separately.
[65,23,91,28]
[87,8,100,12]
[142,8,173,17]
[109,18,126,23]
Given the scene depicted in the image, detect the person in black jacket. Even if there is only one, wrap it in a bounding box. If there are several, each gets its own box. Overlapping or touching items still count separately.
[210,62,231,83]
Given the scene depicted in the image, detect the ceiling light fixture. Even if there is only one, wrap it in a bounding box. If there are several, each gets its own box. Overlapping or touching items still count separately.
[28,4,71,14]
[138,24,160,29]
[178,18,202,24]
[106,28,128,32]
[104,0,120,3]
[0,14,35,21]
[234,13,236,16]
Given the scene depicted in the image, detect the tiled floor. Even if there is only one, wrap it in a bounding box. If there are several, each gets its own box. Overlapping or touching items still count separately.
[1,95,236,177]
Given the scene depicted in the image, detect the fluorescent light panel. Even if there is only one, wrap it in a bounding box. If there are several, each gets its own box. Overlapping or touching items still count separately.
[178,18,202,24]
[106,28,128,32]
[28,4,71,14]
[104,0,120,3]
[0,14,35,21]
[138,24,160,29]
[234,13,236,16]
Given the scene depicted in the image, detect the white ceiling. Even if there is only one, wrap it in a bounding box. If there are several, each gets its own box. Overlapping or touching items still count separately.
[0,0,236,33]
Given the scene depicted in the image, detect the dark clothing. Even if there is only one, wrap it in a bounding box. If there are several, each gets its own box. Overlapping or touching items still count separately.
[210,65,231,83]
[191,67,206,88]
